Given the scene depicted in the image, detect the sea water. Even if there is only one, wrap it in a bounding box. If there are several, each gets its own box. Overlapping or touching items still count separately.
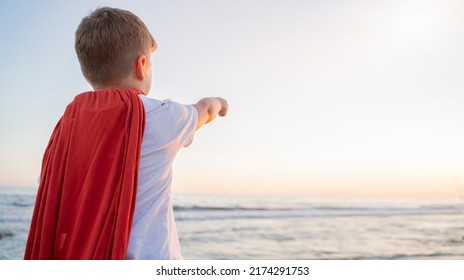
[1,187,463,260]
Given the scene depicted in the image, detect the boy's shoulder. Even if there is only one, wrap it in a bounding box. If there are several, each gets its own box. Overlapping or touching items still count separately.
[138,95,197,147]
[138,94,171,113]
[138,95,197,121]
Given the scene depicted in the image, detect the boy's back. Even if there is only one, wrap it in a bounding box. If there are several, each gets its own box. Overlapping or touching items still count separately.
[127,96,197,259]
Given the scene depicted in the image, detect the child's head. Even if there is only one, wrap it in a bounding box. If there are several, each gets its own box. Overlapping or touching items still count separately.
[75,7,156,93]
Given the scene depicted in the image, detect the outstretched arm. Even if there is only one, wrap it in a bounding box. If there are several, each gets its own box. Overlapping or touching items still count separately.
[193,97,228,130]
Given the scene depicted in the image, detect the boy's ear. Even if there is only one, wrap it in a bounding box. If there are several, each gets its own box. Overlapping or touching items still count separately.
[135,55,147,80]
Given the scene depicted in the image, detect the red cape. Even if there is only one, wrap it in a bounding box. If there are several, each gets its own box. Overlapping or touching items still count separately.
[24,89,145,259]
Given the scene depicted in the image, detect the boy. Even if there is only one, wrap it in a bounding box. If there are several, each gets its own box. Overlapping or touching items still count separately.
[24,7,228,260]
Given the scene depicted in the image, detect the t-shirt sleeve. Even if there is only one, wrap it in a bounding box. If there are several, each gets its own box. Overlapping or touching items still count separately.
[171,102,198,148]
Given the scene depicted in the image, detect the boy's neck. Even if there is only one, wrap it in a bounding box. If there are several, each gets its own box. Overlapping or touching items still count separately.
[92,84,147,96]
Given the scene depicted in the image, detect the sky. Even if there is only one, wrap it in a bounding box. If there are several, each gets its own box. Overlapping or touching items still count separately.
[0,0,464,198]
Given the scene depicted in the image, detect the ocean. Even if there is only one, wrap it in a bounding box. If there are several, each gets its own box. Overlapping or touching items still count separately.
[1,187,463,260]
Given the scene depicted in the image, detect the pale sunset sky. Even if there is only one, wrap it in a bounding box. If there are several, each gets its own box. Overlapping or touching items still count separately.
[0,0,463,198]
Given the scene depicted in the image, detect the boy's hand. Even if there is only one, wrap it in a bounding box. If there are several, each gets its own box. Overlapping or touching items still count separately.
[193,97,228,131]
[218,98,228,117]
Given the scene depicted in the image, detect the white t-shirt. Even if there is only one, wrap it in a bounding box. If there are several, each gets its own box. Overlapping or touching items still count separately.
[125,95,197,260]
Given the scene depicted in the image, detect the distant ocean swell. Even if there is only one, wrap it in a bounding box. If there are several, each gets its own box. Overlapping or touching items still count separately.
[173,204,464,221]
[1,192,463,222]
[1,204,462,223]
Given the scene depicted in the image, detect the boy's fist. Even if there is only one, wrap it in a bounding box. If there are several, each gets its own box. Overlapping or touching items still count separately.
[218,98,228,117]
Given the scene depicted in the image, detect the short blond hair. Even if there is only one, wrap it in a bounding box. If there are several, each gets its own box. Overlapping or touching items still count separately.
[75,7,155,86]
